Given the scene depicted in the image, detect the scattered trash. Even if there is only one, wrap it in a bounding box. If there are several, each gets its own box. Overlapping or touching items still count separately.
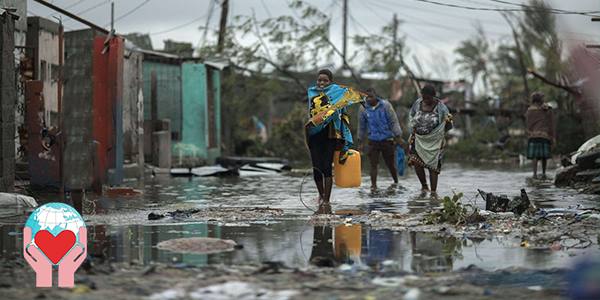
[372,276,405,287]
[478,189,533,215]
[404,288,420,300]
[148,212,165,220]
[0,193,37,208]
[188,281,297,300]
[156,237,237,254]
[171,166,239,177]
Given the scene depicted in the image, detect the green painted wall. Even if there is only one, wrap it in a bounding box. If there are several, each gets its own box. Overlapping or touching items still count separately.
[175,62,208,159]
[143,60,221,164]
[207,69,222,162]
[142,61,182,139]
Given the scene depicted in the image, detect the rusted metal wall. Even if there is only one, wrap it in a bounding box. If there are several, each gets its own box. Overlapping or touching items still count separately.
[0,10,17,191]
[92,36,124,186]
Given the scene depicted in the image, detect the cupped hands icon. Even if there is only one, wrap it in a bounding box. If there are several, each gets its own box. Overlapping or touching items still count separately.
[23,226,87,288]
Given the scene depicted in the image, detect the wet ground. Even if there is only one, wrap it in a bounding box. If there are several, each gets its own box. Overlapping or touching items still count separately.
[1,162,600,299]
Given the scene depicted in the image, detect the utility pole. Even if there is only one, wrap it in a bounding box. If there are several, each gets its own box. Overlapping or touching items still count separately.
[588,17,599,49]
[217,0,229,53]
[110,1,114,33]
[342,0,348,67]
[392,14,398,61]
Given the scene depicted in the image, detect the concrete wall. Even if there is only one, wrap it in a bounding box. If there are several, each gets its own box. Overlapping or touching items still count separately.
[62,29,97,190]
[122,48,144,180]
[26,17,61,127]
[0,11,16,191]
[0,1,26,35]
[2,0,26,165]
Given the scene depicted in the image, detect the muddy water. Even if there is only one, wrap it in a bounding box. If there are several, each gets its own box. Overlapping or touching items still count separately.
[0,220,590,273]
[1,163,598,274]
[139,162,599,215]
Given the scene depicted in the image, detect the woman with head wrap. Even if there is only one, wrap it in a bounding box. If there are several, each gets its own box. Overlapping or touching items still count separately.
[408,84,453,198]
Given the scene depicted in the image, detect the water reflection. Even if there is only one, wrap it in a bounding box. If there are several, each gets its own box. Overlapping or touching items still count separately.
[308,223,461,273]
[0,219,594,273]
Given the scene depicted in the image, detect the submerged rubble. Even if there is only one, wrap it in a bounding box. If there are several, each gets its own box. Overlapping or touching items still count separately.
[0,259,576,300]
[147,207,285,222]
[156,237,237,254]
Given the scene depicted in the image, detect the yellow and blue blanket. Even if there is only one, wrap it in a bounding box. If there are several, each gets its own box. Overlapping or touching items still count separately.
[307,83,363,152]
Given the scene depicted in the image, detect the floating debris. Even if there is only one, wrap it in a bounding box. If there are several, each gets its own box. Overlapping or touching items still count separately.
[156,237,237,254]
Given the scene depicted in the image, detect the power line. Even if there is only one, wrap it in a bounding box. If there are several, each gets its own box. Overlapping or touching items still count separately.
[74,0,110,15]
[369,0,508,37]
[63,0,111,24]
[200,0,217,48]
[46,0,89,18]
[149,13,209,36]
[413,0,600,17]
[488,0,600,16]
[348,1,437,50]
[376,0,507,28]
[105,0,152,27]
[260,0,272,18]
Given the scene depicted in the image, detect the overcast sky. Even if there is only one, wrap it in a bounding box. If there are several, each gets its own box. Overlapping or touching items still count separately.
[27,0,600,80]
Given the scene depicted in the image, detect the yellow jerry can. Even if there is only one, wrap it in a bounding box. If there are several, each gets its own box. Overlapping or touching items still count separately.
[333,150,361,188]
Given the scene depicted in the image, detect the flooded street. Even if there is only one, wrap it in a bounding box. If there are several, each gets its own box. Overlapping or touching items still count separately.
[2,163,599,299]
[91,162,599,219]
[3,163,599,268]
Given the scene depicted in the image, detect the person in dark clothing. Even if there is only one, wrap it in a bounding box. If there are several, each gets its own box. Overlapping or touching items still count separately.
[306,69,361,213]
[525,92,555,179]
[358,88,405,189]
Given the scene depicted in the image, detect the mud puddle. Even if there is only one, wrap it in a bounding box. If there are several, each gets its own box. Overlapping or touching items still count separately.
[1,219,594,273]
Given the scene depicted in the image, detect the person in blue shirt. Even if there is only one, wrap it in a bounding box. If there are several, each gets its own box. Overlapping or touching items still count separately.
[358,88,405,189]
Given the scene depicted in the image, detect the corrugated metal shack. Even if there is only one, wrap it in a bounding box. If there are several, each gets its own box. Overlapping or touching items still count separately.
[141,50,222,167]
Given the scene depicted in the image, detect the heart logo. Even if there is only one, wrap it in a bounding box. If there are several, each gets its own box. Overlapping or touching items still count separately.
[34,230,76,264]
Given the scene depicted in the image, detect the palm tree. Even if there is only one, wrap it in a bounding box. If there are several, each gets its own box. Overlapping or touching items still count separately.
[454,25,491,94]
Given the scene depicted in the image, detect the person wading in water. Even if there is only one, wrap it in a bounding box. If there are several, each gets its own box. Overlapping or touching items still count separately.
[357,87,405,190]
[525,91,555,179]
[306,69,361,214]
[407,84,453,198]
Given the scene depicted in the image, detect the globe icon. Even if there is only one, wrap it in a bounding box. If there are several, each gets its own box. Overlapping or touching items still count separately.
[25,202,86,246]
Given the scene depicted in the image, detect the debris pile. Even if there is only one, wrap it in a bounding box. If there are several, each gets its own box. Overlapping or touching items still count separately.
[147,207,284,223]
[478,189,534,215]
[555,134,600,194]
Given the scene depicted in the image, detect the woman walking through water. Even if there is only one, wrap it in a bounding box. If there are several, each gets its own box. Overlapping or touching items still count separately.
[306,69,362,214]
[525,91,555,179]
[408,84,453,198]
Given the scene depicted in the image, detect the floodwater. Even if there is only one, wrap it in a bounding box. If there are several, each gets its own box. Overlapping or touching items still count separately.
[0,220,593,273]
[140,162,599,215]
[1,163,599,274]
